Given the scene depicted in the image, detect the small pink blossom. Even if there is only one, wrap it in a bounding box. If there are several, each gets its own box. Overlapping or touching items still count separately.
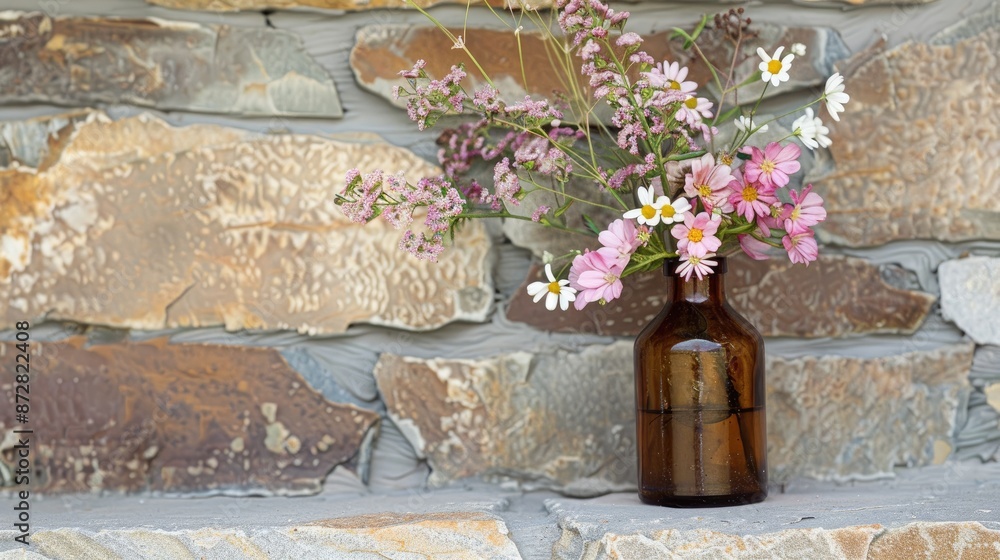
[728,173,778,221]
[784,184,827,233]
[744,142,801,190]
[616,32,642,47]
[783,229,819,265]
[597,218,640,266]
[738,234,771,260]
[683,153,734,213]
[569,250,625,310]
[676,252,718,281]
[670,211,721,258]
[531,205,551,222]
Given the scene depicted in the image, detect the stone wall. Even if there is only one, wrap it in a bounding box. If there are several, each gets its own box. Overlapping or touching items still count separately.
[0,0,998,497]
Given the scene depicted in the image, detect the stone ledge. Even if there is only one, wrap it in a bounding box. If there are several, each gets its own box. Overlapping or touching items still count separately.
[0,464,997,558]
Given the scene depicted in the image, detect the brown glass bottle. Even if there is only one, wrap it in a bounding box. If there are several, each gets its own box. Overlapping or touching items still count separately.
[634,257,767,507]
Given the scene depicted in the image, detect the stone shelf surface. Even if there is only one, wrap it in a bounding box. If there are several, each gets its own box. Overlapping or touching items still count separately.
[0,464,998,559]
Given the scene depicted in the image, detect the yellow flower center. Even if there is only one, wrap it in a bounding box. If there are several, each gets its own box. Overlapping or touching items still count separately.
[741,186,758,202]
[767,59,782,74]
[687,228,704,243]
[760,160,776,174]
[684,97,698,109]
[668,79,681,90]
[790,207,801,220]
[720,153,734,166]
[547,281,561,295]
[641,205,656,220]
[697,184,712,198]
[660,204,675,218]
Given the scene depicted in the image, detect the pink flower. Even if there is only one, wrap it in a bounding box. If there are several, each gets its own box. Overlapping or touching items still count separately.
[728,172,778,221]
[531,205,551,222]
[784,185,827,233]
[738,234,771,260]
[683,153,734,213]
[756,202,790,237]
[569,251,625,310]
[597,219,640,266]
[783,229,819,265]
[671,212,721,258]
[643,61,697,93]
[676,252,718,281]
[744,142,801,190]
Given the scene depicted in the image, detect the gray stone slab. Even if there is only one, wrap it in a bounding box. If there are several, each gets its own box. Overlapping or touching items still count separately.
[0,12,342,118]
[548,463,1000,559]
[940,256,1000,345]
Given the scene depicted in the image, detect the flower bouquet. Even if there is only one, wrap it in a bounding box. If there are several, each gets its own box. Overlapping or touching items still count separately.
[338,0,849,507]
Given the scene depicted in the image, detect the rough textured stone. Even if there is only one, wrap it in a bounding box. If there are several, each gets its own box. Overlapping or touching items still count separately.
[507,254,935,338]
[809,4,999,245]
[148,0,516,9]
[556,522,999,560]
[374,342,973,492]
[10,511,520,559]
[867,522,1000,559]
[373,345,637,497]
[0,339,379,495]
[0,110,94,169]
[147,0,935,9]
[549,463,1000,559]
[986,384,1000,413]
[351,24,845,112]
[954,345,1000,461]
[939,256,1000,345]
[0,12,342,118]
[767,343,975,482]
[0,112,493,333]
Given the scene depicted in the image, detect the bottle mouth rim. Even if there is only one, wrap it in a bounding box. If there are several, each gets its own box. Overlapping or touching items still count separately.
[663,256,728,276]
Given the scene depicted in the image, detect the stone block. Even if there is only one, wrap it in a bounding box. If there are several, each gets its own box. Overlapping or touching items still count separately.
[0,13,342,118]
[0,113,493,334]
[0,339,379,495]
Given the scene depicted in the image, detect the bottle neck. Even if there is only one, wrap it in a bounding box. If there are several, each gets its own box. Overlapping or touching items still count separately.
[665,257,727,303]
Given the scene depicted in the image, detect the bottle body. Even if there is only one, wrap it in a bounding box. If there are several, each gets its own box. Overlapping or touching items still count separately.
[634,258,767,507]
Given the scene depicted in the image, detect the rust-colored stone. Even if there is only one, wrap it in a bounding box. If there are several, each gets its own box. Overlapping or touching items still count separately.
[868,522,1000,559]
[0,12,342,117]
[810,4,1000,245]
[350,24,843,113]
[0,339,379,494]
[506,254,934,338]
[0,112,493,333]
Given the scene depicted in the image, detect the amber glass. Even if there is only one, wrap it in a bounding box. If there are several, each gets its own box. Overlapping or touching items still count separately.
[634,257,767,507]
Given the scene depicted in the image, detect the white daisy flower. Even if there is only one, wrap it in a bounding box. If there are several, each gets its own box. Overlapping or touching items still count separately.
[735,115,768,134]
[526,263,576,311]
[823,72,850,122]
[623,186,664,227]
[790,43,807,56]
[655,195,692,224]
[792,108,831,150]
[757,46,794,87]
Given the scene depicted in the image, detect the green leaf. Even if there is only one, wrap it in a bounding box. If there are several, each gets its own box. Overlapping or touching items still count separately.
[554,199,574,218]
[582,214,602,236]
[685,14,710,49]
